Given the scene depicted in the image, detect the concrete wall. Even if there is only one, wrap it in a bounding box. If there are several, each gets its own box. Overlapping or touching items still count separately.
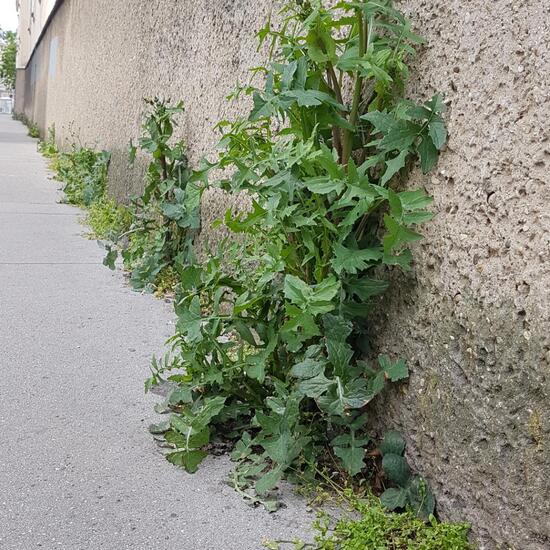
[16,0,59,69]
[14,1,550,548]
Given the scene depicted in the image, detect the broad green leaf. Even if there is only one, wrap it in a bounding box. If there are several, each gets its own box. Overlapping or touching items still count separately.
[382,215,423,254]
[323,313,352,341]
[179,265,203,290]
[180,182,202,229]
[402,211,434,224]
[168,386,193,405]
[313,276,341,303]
[262,432,297,466]
[255,411,280,435]
[378,120,420,152]
[185,427,211,449]
[367,371,386,401]
[256,467,283,495]
[246,359,266,383]
[338,200,366,229]
[233,291,263,315]
[383,249,413,270]
[428,118,447,150]
[164,430,187,448]
[231,432,253,461]
[170,414,193,437]
[335,44,361,72]
[290,359,325,379]
[193,396,227,428]
[249,91,273,121]
[324,315,353,376]
[330,433,352,447]
[225,200,266,233]
[340,301,372,318]
[380,431,406,456]
[381,150,409,185]
[379,355,409,381]
[407,476,436,520]
[333,445,365,476]
[317,377,370,416]
[380,487,408,510]
[281,307,321,352]
[347,158,359,183]
[233,320,257,346]
[280,61,297,91]
[283,275,340,315]
[346,277,389,301]
[176,296,202,343]
[382,453,411,486]
[161,201,183,221]
[350,412,369,430]
[331,433,369,448]
[298,373,333,399]
[304,176,345,195]
[102,246,117,270]
[339,378,371,408]
[418,134,438,173]
[332,243,383,275]
[283,275,310,306]
[148,420,170,434]
[306,24,337,64]
[166,449,208,474]
[387,189,403,219]
[317,144,344,179]
[398,189,433,211]
[361,110,394,133]
[425,93,446,114]
[284,89,344,109]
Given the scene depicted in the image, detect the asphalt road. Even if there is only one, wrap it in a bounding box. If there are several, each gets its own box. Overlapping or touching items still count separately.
[0,115,312,550]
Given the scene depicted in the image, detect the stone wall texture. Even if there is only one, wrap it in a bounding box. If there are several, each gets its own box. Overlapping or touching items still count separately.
[14,1,550,548]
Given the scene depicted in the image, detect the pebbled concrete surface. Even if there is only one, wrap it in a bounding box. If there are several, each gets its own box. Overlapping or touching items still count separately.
[0,114,312,549]
[371,2,550,549]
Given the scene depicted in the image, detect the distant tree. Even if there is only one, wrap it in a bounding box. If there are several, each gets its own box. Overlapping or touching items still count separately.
[0,29,17,92]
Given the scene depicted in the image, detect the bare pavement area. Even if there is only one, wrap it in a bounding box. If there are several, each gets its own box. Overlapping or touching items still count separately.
[0,115,312,550]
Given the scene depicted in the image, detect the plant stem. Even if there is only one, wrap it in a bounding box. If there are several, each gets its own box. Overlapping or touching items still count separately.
[326,64,344,160]
[342,8,366,166]
[327,63,344,105]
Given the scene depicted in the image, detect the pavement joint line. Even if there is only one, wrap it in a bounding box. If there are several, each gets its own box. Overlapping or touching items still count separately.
[0,212,79,216]
[0,262,100,265]
[1,202,69,205]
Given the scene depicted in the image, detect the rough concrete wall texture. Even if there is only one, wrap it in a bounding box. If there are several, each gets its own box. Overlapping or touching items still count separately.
[14,1,550,548]
[370,2,550,549]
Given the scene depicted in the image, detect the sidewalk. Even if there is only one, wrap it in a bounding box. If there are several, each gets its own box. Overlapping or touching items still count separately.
[0,115,311,550]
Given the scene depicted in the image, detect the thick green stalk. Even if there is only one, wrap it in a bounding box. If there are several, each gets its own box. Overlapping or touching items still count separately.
[342,9,366,166]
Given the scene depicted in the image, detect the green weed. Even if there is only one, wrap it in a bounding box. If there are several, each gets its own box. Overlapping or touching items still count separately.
[38,126,130,248]
[27,124,40,138]
[269,492,471,549]
[38,125,58,158]
[12,111,41,138]
[102,98,203,292]
[52,147,110,207]
[86,197,132,240]
[148,0,448,511]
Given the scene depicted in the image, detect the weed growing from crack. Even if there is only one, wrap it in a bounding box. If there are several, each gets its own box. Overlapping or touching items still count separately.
[148,0,448,518]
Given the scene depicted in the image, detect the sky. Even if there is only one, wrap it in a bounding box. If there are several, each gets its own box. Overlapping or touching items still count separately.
[0,1,18,32]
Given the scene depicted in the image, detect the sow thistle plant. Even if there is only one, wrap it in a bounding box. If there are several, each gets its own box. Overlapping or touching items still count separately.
[55,146,111,207]
[103,98,204,290]
[149,0,446,508]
